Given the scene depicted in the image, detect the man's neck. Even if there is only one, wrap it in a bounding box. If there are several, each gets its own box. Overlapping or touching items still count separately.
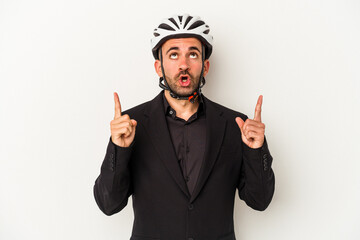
[164,90,199,121]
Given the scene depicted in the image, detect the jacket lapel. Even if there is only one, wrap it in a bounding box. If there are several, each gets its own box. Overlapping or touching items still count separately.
[143,92,191,199]
[190,96,227,203]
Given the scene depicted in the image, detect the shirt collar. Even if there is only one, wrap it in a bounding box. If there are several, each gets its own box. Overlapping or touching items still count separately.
[162,91,205,116]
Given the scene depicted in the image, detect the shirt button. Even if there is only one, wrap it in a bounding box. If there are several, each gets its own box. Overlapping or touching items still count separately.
[188,204,194,210]
[263,153,268,159]
[186,176,190,182]
[169,110,173,115]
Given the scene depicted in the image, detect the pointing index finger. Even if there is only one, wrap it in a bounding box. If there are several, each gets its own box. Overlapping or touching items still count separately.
[114,92,122,119]
[254,95,263,122]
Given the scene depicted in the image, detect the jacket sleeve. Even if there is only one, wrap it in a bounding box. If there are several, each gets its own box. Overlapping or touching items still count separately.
[93,137,133,216]
[237,137,275,211]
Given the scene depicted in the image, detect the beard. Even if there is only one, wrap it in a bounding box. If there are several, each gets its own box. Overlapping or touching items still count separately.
[164,70,201,97]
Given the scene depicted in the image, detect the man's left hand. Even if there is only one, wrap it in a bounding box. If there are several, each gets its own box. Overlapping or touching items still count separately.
[235,95,265,149]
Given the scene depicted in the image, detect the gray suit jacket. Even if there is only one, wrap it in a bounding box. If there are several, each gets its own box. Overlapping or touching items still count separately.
[94,91,275,240]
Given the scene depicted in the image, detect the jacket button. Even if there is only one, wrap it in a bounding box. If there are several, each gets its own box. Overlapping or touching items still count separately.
[188,204,194,210]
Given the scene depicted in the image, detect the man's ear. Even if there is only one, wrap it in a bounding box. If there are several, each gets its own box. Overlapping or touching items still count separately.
[203,59,210,77]
[154,60,163,77]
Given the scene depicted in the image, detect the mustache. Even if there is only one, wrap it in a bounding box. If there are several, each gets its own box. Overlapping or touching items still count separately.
[176,70,193,79]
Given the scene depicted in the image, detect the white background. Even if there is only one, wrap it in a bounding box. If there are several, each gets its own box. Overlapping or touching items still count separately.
[1,0,359,239]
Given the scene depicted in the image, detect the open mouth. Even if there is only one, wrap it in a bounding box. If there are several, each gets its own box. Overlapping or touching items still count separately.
[180,76,189,82]
[179,75,191,87]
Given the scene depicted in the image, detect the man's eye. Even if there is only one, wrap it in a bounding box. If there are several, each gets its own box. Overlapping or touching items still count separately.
[190,53,198,58]
[170,53,178,59]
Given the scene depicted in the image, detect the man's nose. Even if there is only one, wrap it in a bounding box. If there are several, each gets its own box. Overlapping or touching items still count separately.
[178,56,189,71]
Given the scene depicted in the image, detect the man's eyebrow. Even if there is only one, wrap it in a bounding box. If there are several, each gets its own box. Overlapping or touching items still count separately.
[189,46,201,52]
[166,47,179,55]
[165,46,201,55]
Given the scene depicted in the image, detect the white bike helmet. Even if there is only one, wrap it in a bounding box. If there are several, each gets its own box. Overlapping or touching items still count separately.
[151,14,213,60]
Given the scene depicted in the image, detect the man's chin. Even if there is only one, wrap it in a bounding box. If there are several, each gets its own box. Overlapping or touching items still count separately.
[172,89,196,97]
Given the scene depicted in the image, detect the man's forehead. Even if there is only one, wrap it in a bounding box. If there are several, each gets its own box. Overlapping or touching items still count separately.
[162,37,202,50]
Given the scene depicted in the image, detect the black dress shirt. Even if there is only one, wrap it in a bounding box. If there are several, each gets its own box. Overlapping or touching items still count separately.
[163,94,206,196]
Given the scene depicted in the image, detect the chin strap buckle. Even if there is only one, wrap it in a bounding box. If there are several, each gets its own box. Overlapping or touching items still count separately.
[188,92,198,103]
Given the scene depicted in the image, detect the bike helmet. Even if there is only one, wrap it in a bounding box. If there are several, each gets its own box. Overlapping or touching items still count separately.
[151,14,213,60]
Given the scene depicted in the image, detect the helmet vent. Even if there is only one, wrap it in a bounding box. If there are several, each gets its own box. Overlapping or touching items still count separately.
[159,23,175,31]
[153,32,160,37]
[188,20,205,30]
[178,15,183,23]
[169,18,180,29]
[203,29,210,34]
[183,16,193,28]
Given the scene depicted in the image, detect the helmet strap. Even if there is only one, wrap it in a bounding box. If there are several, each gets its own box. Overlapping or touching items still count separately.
[158,45,206,103]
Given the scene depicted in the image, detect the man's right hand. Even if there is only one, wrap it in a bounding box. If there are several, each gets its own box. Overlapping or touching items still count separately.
[110,92,137,147]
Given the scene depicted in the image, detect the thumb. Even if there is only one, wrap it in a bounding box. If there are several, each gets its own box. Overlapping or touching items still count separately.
[235,117,244,130]
[131,119,137,127]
